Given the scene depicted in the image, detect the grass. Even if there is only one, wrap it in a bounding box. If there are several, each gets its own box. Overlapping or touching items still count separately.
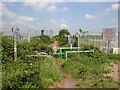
[0,64,2,89]
[61,52,120,88]
[2,57,62,89]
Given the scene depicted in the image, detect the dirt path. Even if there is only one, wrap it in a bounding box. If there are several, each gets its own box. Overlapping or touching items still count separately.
[50,41,77,88]
[107,61,120,81]
[59,71,76,88]
[49,60,77,88]
[51,41,59,54]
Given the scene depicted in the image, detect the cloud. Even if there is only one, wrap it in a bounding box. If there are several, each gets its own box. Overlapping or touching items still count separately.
[85,14,96,20]
[17,16,35,21]
[1,3,16,18]
[106,3,120,12]
[111,3,119,11]
[24,2,49,12]
[23,1,59,13]
[23,1,69,13]
[13,16,35,25]
[50,19,68,29]
[50,19,58,24]
[62,7,69,11]
[50,18,67,24]
[60,19,67,23]
[60,24,68,29]
[1,3,39,32]
[106,8,110,12]
[47,5,57,12]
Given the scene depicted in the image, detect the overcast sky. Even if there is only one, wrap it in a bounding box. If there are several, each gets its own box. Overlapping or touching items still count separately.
[1,0,120,35]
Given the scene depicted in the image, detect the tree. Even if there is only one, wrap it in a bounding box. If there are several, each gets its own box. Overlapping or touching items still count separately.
[58,29,70,46]
[79,28,83,34]
[79,28,88,34]
[58,29,70,36]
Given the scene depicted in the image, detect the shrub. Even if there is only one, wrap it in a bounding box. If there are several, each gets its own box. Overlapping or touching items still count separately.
[62,45,120,88]
[2,57,62,89]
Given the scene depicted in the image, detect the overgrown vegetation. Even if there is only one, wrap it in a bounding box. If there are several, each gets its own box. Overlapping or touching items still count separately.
[53,29,70,46]
[2,57,61,89]
[62,45,120,88]
[2,32,120,88]
[2,35,62,89]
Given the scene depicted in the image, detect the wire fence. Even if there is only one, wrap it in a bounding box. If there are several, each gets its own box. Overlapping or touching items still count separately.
[1,24,53,42]
[79,32,103,49]
[1,24,119,53]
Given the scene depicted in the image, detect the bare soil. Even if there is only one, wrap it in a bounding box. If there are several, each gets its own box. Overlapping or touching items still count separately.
[57,72,76,88]
[49,59,77,88]
[107,61,120,81]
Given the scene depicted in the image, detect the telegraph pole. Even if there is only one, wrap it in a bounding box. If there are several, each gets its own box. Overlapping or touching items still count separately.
[12,26,19,62]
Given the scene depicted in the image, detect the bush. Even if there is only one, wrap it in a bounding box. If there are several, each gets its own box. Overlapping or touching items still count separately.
[2,35,61,89]
[62,45,120,88]
[2,57,62,89]
[31,35,52,45]
[2,36,14,63]
[33,43,53,54]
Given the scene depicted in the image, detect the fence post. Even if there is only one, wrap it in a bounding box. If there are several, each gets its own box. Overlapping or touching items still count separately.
[60,49,62,58]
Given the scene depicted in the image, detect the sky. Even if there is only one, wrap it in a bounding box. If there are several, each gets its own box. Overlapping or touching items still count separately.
[1,0,120,36]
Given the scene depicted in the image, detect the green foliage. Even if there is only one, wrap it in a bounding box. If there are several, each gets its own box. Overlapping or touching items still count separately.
[62,60,81,78]
[81,44,101,52]
[17,35,53,60]
[62,45,120,88]
[2,57,62,89]
[105,53,120,64]
[58,36,68,46]
[58,29,70,36]
[52,35,59,41]
[17,42,33,60]
[52,29,71,46]
[31,35,52,45]
[52,29,70,46]
[2,36,14,63]
[33,43,53,54]
[76,76,119,88]
[2,35,61,89]
[30,35,53,54]
[2,34,120,89]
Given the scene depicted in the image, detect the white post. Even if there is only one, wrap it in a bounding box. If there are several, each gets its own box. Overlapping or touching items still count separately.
[14,33,17,62]
[70,44,72,50]
[12,26,19,62]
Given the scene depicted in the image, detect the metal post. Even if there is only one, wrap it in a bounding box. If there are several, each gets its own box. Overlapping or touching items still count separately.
[60,49,62,58]
[66,52,67,60]
[104,41,106,53]
[12,26,19,62]
[108,41,111,53]
[14,33,17,62]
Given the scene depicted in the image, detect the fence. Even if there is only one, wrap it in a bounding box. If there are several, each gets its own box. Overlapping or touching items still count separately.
[1,24,53,42]
[1,24,119,53]
[71,32,118,53]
